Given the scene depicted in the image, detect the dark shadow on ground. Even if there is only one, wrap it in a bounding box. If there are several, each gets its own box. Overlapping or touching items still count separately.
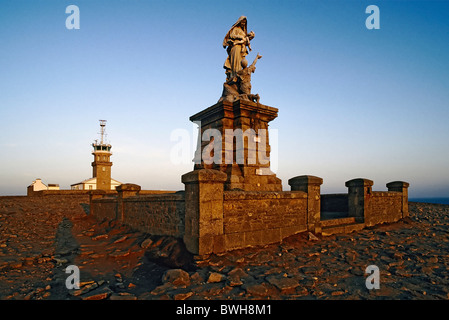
[80,203,90,215]
[50,217,83,299]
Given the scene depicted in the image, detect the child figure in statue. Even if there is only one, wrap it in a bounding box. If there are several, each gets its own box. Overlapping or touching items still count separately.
[236,53,262,103]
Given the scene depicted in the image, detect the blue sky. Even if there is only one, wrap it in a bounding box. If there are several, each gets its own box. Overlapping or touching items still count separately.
[1,0,448,197]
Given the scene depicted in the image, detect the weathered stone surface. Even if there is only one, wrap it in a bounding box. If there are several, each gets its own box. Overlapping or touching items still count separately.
[162,269,190,287]
[81,287,113,300]
[266,276,299,292]
[227,267,248,286]
[70,282,98,297]
[308,232,319,241]
[140,238,153,249]
[108,249,130,258]
[243,283,267,296]
[207,272,225,283]
[150,283,172,296]
[189,100,282,192]
[113,235,128,244]
[92,234,108,241]
[174,291,194,300]
[110,293,137,300]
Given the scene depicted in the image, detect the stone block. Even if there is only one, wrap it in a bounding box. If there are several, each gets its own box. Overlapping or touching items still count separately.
[190,100,281,191]
[224,232,245,251]
[197,234,215,255]
[288,175,322,233]
[182,169,227,255]
[181,169,228,184]
[288,175,323,191]
[212,234,226,253]
[346,178,373,223]
[387,181,410,218]
[386,181,410,191]
[261,228,281,245]
[244,230,263,247]
[199,218,223,236]
[345,178,374,188]
[280,225,307,239]
[116,183,141,198]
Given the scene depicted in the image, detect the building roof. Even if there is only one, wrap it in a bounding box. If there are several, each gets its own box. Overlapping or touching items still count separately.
[70,177,122,187]
[28,179,47,188]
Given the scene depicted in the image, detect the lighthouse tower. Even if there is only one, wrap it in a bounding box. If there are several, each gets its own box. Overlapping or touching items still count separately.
[92,120,113,190]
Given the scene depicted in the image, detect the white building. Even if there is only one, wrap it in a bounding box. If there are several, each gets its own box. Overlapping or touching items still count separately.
[47,184,60,190]
[70,177,122,191]
[27,178,60,195]
[28,178,48,192]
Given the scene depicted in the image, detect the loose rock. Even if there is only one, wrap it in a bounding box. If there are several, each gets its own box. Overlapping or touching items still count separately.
[207,272,225,283]
[162,269,190,287]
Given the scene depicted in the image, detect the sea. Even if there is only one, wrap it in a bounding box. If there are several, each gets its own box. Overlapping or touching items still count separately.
[409,198,449,205]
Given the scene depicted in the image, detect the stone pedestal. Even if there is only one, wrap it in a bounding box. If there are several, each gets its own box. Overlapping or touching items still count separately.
[182,169,227,255]
[345,178,373,223]
[288,175,323,234]
[190,99,282,191]
[387,181,410,218]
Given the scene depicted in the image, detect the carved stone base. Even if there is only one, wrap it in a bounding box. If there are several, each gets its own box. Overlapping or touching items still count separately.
[190,99,282,192]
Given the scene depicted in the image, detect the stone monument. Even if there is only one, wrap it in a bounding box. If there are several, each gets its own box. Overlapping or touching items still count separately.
[90,16,410,257]
[189,16,282,192]
[219,16,261,104]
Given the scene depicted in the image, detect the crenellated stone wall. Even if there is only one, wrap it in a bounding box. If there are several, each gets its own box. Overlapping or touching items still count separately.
[180,170,323,255]
[345,179,409,227]
[89,176,409,256]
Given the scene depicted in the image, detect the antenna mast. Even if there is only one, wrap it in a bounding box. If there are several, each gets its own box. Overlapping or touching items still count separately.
[99,120,107,145]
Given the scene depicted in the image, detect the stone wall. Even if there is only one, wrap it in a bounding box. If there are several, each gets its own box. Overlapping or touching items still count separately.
[89,176,409,256]
[121,193,185,237]
[27,189,95,197]
[346,179,409,227]
[90,185,185,238]
[90,197,118,221]
[181,170,322,255]
[367,191,402,227]
[222,191,308,251]
[83,172,319,256]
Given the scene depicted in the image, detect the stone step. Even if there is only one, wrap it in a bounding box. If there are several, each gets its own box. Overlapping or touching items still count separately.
[321,216,356,227]
[321,222,365,236]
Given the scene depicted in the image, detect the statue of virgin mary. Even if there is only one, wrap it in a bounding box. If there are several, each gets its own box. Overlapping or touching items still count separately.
[222,16,255,82]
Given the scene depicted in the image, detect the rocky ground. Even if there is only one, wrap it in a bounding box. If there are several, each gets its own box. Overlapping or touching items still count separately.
[0,195,448,300]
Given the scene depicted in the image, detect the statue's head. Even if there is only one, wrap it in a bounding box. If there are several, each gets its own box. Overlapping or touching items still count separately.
[235,16,247,33]
[241,58,248,68]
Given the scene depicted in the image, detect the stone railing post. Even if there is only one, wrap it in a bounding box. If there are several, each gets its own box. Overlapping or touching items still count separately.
[89,190,106,218]
[345,178,373,223]
[116,184,141,221]
[182,169,227,255]
[89,190,106,204]
[288,175,323,234]
[387,181,410,218]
